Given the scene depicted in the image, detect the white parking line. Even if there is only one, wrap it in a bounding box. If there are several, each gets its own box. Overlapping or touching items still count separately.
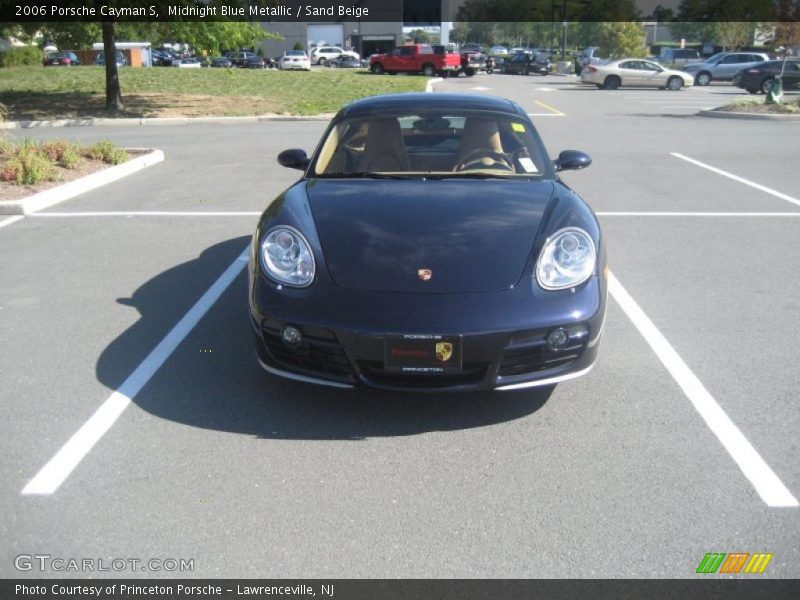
[596,211,800,217]
[21,246,250,495]
[672,153,800,208]
[0,215,24,229]
[31,211,261,217]
[608,272,798,508]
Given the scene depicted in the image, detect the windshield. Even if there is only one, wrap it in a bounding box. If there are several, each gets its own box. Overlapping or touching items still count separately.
[705,52,726,63]
[311,110,550,179]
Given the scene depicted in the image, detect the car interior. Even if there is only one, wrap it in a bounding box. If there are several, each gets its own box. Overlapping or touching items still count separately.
[315,113,545,176]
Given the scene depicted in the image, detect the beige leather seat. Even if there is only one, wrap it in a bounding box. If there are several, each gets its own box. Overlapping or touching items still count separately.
[357,118,412,172]
[454,117,504,168]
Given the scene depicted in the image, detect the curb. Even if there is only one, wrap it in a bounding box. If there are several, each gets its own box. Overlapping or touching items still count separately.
[0,149,165,215]
[0,114,335,129]
[698,109,800,121]
[426,77,443,93]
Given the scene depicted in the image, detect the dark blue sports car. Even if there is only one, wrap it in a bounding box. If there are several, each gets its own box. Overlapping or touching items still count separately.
[248,93,606,391]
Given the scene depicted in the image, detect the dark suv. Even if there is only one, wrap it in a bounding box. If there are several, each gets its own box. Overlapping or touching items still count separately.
[502,51,551,76]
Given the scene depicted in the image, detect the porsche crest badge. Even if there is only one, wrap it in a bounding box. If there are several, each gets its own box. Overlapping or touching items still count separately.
[435,342,453,362]
[417,269,432,281]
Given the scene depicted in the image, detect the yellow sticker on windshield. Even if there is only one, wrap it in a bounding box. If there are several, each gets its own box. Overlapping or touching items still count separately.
[512,122,526,132]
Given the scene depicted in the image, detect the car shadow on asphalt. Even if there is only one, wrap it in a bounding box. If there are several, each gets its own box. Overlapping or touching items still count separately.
[96,237,552,441]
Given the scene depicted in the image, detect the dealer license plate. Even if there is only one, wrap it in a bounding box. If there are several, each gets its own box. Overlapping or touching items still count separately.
[384,335,462,372]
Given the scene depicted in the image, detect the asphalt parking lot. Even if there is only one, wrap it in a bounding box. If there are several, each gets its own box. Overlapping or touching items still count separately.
[1,73,799,579]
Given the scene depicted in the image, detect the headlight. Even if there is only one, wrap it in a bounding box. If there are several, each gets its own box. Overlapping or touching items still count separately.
[260,226,315,287]
[535,227,596,290]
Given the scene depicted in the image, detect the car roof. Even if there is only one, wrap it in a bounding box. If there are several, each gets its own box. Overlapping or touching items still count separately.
[339,93,523,119]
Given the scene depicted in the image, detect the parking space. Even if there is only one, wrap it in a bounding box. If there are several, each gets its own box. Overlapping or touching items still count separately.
[2,73,799,577]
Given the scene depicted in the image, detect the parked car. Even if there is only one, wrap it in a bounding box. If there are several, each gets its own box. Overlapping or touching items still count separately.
[252,92,604,391]
[173,57,203,68]
[490,45,508,55]
[370,44,462,77]
[502,51,551,75]
[656,48,702,67]
[277,50,311,71]
[244,56,272,69]
[43,51,80,66]
[576,47,604,74]
[461,43,484,55]
[227,51,258,67]
[94,51,127,67]
[580,59,694,90]
[682,52,770,86]
[310,46,359,65]
[327,55,362,69]
[209,56,233,68]
[151,50,173,67]
[733,58,800,94]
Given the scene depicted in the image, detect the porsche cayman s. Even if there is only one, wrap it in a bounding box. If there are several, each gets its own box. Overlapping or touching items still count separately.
[248,93,607,391]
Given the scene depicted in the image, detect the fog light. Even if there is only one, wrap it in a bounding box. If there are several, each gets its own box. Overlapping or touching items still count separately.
[546,328,568,350]
[281,325,303,347]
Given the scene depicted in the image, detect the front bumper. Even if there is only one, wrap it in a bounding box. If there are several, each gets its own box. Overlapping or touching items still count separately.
[250,278,606,393]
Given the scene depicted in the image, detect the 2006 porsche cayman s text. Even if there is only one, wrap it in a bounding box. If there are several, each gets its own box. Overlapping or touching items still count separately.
[248,93,607,391]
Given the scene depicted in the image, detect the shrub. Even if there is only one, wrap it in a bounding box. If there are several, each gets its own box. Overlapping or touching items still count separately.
[0,46,43,68]
[40,140,70,162]
[1,159,22,183]
[85,140,128,165]
[15,146,57,184]
[58,145,80,169]
[0,137,13,157]
[1,147,56,185]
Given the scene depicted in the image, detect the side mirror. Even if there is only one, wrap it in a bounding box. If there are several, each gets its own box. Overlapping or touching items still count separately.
[278,148,310,171]
[554,150,591,172]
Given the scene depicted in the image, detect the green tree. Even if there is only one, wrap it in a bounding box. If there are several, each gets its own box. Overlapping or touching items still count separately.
[712,22,752,50]
[449,22,469,45]
[406,29,431,44]
[597,22,647,59]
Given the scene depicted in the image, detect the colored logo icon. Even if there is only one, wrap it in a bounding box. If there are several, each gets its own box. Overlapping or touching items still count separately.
[696,552,773,574]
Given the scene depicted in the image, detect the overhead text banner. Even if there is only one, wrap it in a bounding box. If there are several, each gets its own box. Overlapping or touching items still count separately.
[2,1,402,23]
[2,0,799,23]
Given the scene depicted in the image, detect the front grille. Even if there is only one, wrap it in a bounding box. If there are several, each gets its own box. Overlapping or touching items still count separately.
[358,361,489,388]
[261,320,352,378]
[497,328,587,377]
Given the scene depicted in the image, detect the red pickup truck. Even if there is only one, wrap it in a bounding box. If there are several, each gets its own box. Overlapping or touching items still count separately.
[370,44,462,77]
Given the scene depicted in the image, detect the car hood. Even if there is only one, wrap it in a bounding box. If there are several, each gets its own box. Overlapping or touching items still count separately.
[305,178,554,293]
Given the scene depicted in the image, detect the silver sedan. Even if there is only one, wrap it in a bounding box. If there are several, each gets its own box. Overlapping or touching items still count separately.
[580,59,695,90]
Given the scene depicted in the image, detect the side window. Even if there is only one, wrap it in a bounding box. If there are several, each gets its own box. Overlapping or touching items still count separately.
[400,47,414,57]
[619,61,638,69]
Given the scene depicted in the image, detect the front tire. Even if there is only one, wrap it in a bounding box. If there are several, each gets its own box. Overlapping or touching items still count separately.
[667,76,683,91]
[370,62,384,75]
[422,63,435,77]
[695,72,711,86]
[602,75,620,90]
[761,77,775,94]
